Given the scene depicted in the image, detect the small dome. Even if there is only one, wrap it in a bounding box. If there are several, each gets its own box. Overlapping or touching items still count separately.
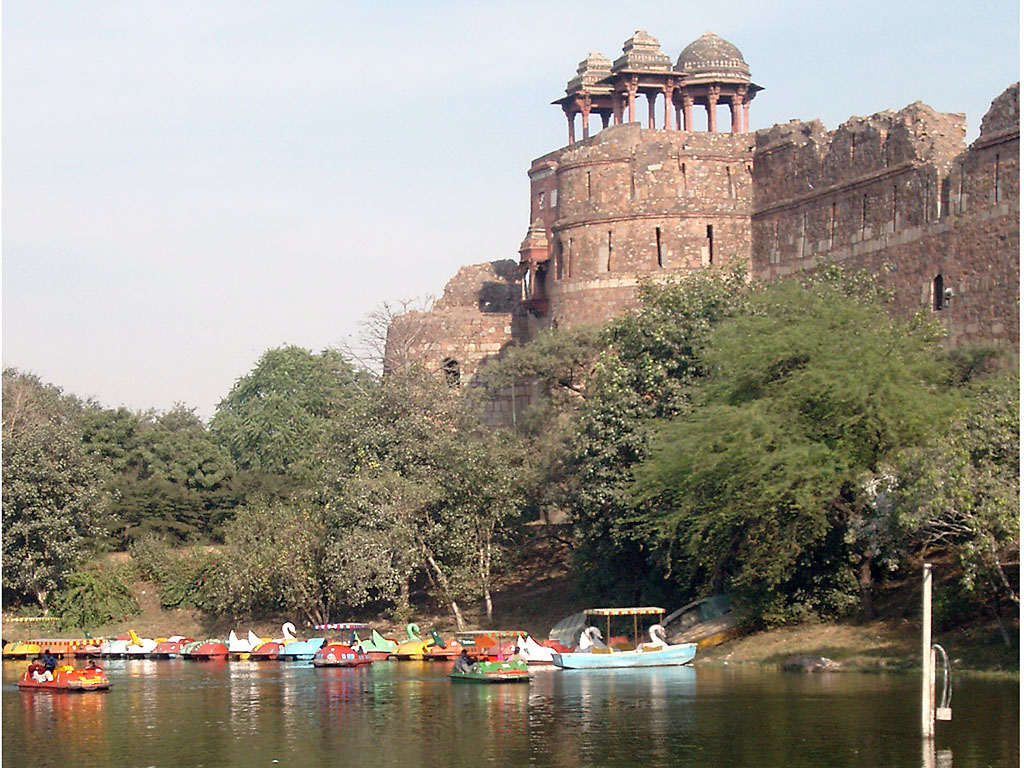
[612,30,672,74]
[566,52,612,95]
[676,31,750,79]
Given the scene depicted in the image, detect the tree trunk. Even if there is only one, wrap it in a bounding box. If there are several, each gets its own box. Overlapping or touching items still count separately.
[857,558,876,621]
[423,548,465,630]
[35,589,48,615]
[478,531,493,624]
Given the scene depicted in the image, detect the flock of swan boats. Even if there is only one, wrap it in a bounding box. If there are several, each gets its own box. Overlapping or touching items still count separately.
[5,606,697,691]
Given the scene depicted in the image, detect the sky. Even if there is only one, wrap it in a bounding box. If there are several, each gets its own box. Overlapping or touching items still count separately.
[3,0,1019,420]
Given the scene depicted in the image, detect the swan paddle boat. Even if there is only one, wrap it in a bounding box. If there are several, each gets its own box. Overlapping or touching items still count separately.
[513,634,569,664]
[552,607,696,669]
[352,629,397,661]
[227,630,265,660]
[449,656,529,684]
[19,663,109,692]
[100,637,131,658]
[251,622,308,660]
[423,630,464,661]
[312,642,372,667]
[125,630,158,657]
[390,624,434,660]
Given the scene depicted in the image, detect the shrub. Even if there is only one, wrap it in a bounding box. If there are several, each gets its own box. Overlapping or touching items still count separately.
[51,564,139,629]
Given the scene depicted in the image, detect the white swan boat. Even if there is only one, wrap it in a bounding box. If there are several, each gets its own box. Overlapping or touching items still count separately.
[552,607,696,669]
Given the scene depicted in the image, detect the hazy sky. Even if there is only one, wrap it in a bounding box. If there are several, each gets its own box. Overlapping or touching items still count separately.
[3,0,1019,419]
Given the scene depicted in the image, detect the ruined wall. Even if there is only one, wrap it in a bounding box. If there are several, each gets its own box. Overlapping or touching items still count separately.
[534,123,754,331]
[752,84,1019,347]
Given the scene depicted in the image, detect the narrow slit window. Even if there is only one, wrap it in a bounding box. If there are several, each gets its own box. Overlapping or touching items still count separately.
[706,224,714,265]
[932,275,945,312]
[830,201,837,247]
[656,227,663,267]
[607,231,613,271]
[568,238,573,278]
[995,153,1001,202]
[726,166,735,199]
[587,171,592,199]
[861,194,868,236]
[892,185,898,230]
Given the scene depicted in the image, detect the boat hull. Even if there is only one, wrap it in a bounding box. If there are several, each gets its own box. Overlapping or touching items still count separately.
[18,668,110,692]
[449,659,530,683]
[552,643,696,669]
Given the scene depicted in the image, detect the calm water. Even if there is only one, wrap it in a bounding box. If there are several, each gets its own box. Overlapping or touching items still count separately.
[2,659,1018,768]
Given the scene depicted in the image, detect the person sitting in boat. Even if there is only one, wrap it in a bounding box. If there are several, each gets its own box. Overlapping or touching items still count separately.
[452,649,477,673]
[42,648,57,678]
[27,657,47,682]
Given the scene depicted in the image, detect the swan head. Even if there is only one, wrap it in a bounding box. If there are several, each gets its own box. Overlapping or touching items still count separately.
[282,622,296,640]
[648,624,667,643]
[406,623,420,639]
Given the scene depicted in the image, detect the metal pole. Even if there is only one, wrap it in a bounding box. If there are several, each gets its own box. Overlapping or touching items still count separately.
[922,563,934,738]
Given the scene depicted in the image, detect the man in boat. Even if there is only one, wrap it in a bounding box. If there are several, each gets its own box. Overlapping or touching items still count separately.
[41,648,57,679]
[452,649,477,674]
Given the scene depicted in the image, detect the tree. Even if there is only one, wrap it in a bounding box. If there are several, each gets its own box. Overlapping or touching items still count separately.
[210,345,369,478]
[80,405,236,544]
[894,366,1019,642]
[628,274,954,623]
[2,369,107,610]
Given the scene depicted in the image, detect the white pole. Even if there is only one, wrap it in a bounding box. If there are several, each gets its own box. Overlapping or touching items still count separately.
[922,563,934,738]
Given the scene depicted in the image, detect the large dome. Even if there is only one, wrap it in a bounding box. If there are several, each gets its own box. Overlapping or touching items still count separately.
[676,31,750,79]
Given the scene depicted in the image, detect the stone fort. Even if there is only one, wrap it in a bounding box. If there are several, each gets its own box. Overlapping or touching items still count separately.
[387,30,1019,421]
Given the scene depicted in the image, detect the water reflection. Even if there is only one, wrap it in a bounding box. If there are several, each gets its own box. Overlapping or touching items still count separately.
[2,661,1017,768]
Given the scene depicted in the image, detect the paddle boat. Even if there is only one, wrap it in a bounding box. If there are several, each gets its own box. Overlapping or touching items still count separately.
[390,624,434,660]
[455,630,527,661]
[513,634,565,664]
[125,630,158,657]
[148,636,193,659]
[552,607,696,669]
[250,622,302,661]
[100,637,131,658]
[423,630,464,661]
[184,639,229,660]
[352,628,398,661]
[227,630,264,661]
[3,640,42,660]
[18,662,109,692]
[312,642,372,667]
[449,655,530,684]
[278,633,325,661]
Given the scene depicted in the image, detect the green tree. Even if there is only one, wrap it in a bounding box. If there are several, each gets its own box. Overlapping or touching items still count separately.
[630,275,954,623]
[80,405,236,545]
[2,369,107,610]
[894,366,1019,642]
[210,346,368,479]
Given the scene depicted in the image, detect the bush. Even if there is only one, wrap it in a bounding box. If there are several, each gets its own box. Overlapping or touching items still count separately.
[51,564,139,629]
[129,534,218,610]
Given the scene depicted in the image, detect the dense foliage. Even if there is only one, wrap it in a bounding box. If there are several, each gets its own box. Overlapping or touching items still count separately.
[2,274,1017,638]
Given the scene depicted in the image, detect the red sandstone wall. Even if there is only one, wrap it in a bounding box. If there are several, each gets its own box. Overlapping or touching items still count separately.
[538,124,754,329]
[752,86,1019,348]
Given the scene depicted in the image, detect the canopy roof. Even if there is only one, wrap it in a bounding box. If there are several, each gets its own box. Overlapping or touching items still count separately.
[456,630,527,638]
[585,607,665,616]
[314,623,371,631]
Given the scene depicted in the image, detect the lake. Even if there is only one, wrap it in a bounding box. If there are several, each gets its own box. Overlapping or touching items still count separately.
[2,659,1018,767]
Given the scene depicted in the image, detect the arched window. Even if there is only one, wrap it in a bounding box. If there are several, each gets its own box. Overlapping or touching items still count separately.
[442,358,460,386]
[932,275,944,311]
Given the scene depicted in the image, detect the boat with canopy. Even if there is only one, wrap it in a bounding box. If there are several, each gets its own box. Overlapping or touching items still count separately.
[552,607,696,669]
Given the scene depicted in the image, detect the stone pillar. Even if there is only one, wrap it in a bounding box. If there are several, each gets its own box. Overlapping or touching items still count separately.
[681,92,693,132]
[707,86,720,132]
[601,111,611,129]
[566,110,576,144]
[743,101,750,133]
[612,91,623,125]
[626,81,638,123]
[663,83,675,130]
[730,93,743,133]
[647,92,657,129]
[581,102,592,139]
[675,106,682,131]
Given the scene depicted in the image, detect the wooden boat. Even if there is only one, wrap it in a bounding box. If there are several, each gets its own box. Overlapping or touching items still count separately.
[662,594,741,649]
[18,664,109,692]
[552,607,696,669]
[312,643,372,667]
[449,657,529,684]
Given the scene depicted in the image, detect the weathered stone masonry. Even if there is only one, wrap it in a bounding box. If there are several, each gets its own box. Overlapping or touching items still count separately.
[387,29,1018,402]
